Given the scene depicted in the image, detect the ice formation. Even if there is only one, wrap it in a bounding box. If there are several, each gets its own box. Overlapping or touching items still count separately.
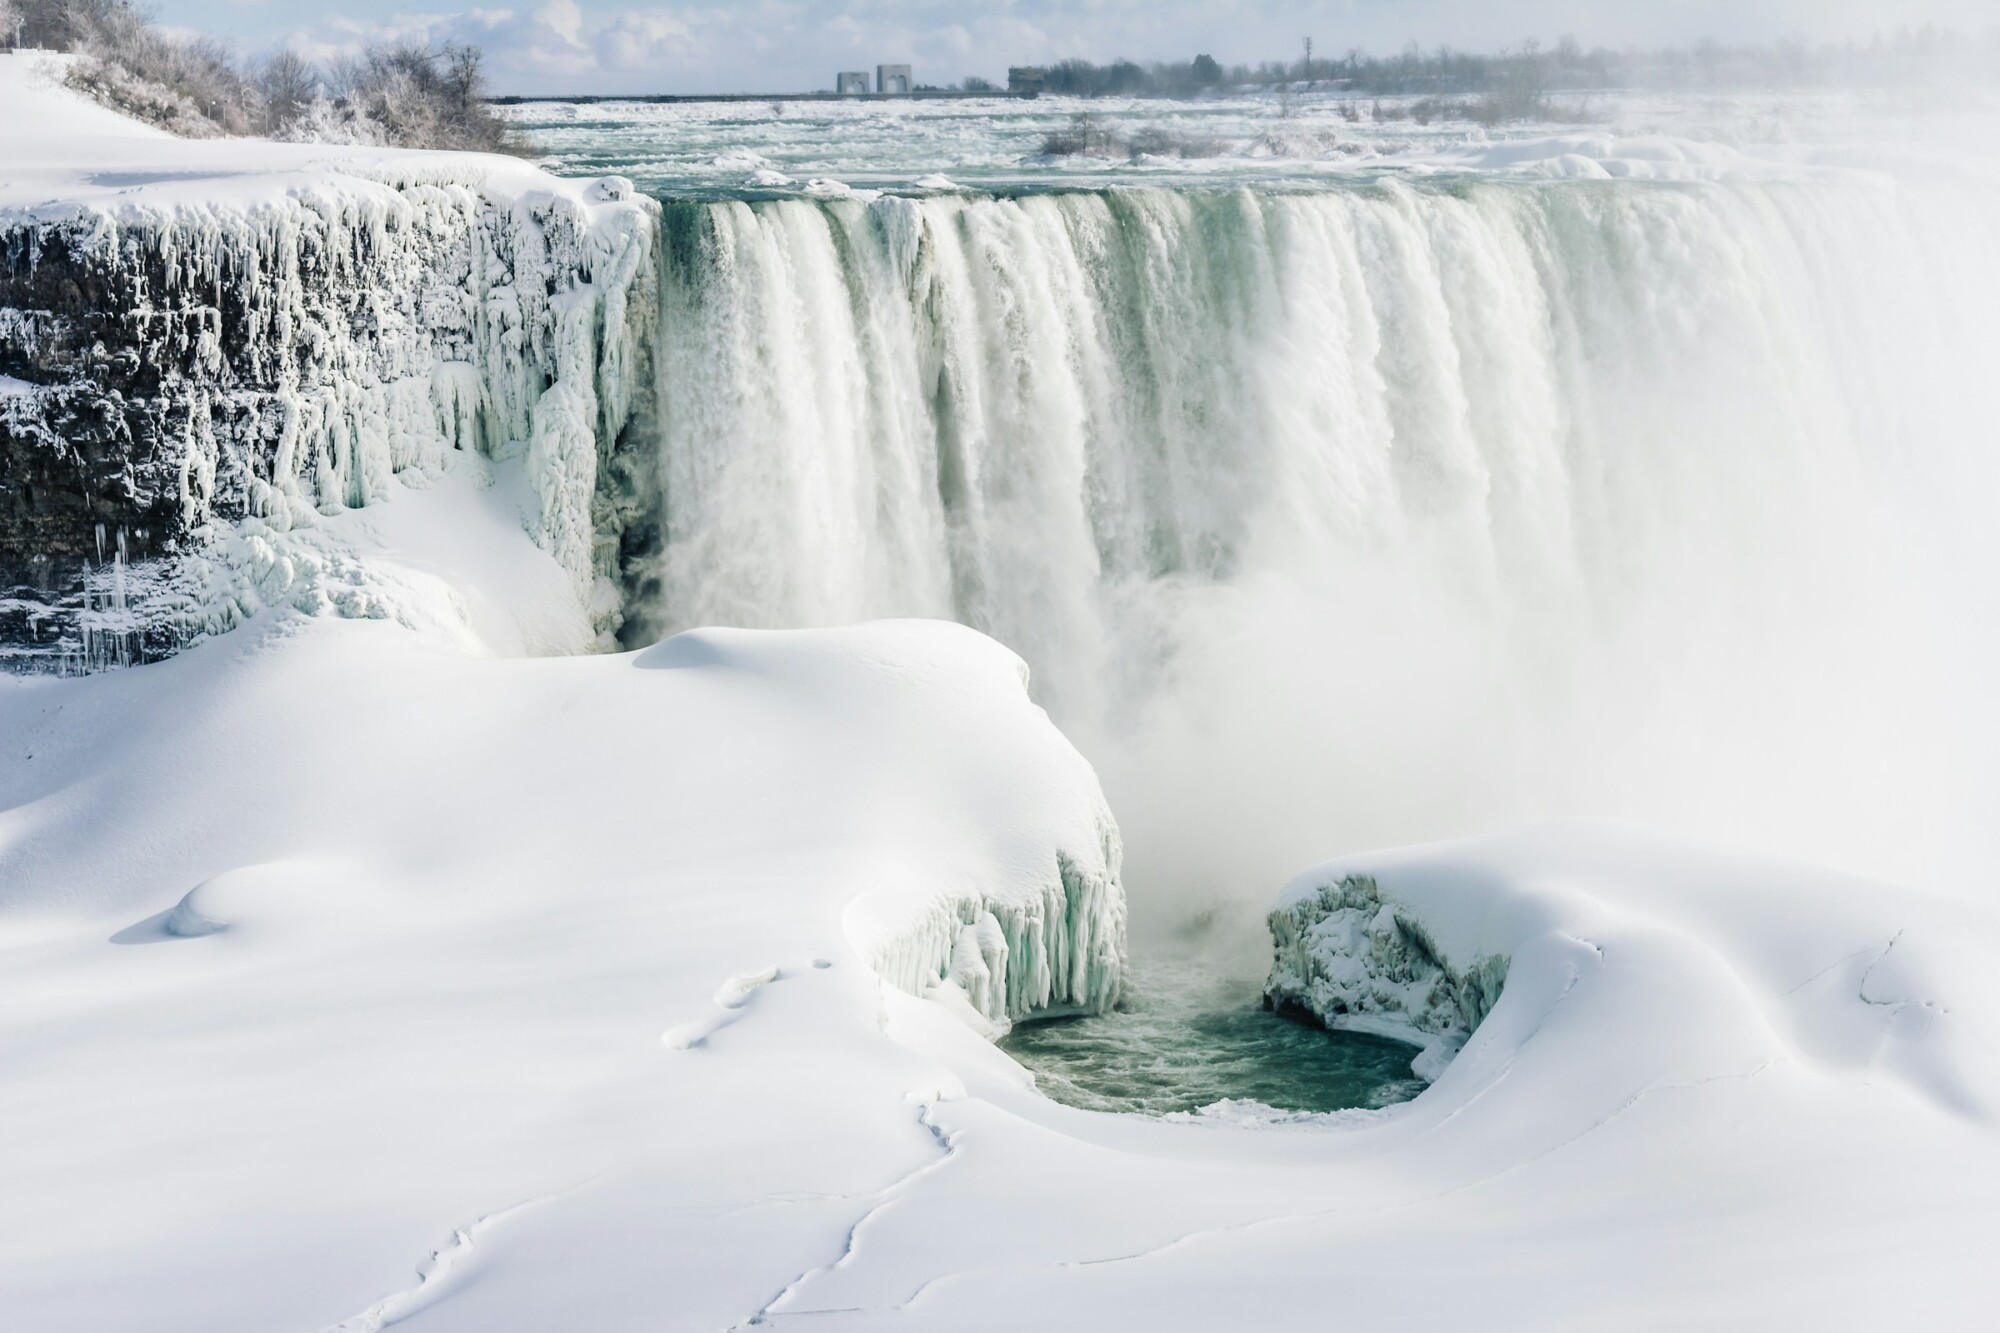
[1265,873,1507,1079]
[855,843,1126,1028]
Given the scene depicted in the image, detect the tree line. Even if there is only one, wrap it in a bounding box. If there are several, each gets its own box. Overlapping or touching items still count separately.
[0,0,512,150]
[1026,28,2000,101]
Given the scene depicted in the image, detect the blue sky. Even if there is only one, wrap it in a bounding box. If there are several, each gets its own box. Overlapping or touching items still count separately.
[162,0,2000,95]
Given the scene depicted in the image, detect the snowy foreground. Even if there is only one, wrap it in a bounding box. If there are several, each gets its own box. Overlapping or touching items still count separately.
[6,605,1998,1330]
[2,465,1997,1329]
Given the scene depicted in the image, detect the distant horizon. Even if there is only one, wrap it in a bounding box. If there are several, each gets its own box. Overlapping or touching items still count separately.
[146,0,2000,99]
[478,32,1998,103]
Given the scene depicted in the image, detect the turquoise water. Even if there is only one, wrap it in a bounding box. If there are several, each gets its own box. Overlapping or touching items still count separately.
[1001,953,1426,1117]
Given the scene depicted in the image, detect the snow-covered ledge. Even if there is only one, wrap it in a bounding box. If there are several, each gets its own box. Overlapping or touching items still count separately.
[840,645,1127,1032]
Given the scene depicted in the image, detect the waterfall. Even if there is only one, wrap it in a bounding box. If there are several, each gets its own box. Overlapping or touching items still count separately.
[624,179,2000,902]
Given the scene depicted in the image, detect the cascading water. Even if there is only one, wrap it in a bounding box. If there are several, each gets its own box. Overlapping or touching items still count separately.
[618,174,2000,910]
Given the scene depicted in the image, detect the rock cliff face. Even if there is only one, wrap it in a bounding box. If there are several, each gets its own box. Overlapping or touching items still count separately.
[0,170,656,669]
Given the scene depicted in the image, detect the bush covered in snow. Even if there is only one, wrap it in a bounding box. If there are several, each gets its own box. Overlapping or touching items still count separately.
[10,0,512,150]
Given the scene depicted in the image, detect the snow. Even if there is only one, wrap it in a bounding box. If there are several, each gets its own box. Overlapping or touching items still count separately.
[0,612,1126,1332]
[9,669,1996,1331]
[0,51,583,213]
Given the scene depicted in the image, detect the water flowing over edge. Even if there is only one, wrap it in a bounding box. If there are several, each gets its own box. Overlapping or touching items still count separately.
[7,171,1999,894]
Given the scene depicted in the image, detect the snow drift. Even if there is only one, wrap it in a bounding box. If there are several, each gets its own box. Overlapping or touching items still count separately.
[0,615,1129,1331]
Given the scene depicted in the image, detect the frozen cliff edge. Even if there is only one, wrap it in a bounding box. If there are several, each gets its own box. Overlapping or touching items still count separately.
[832,636,1127,1031]
[854,840,1126,1030]
[0,53,657,668]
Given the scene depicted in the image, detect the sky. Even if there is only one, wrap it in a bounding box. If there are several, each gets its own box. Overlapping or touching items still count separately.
[164,0,2000,95]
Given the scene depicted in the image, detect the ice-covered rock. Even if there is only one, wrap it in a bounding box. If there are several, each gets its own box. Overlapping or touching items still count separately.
[1265,872,1506,1077]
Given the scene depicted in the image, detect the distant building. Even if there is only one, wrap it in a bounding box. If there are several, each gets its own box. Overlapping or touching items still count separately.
[1008,66,1045,97]
[835,71,869,95]
[876,64,912,94]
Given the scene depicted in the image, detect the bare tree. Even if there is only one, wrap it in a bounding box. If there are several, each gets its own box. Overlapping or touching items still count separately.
[337,41,512,152]
[254,49,316,133]
[13,0,116,52]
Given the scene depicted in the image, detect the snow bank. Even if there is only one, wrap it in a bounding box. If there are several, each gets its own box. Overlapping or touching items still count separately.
[1268,824,2000,1115]
[0,614,1127,1331]
[781,824,2000,1330]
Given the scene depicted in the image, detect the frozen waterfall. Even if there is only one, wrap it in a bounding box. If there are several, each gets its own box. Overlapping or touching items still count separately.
[623,180,2000,900]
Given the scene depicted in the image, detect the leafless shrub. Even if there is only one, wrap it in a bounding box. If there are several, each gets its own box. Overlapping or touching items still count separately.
[326,42,512,153]
[18,0,512,152]
[55,1,257,135]
[1038,112,1121,158]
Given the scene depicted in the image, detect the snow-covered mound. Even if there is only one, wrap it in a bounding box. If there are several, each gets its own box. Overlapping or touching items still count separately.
[1270,826,2000,1116]
[0,614,1124,1330]
[6,623,1995,1333]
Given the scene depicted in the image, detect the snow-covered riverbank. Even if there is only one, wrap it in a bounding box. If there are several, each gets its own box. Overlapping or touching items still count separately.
[7,613,1995,1330]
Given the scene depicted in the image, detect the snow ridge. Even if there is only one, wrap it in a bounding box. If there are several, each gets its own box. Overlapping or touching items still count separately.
[315,1189,570,1333]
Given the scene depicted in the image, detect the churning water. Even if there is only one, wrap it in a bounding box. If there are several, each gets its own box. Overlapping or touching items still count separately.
[1001,953,1425,1117]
